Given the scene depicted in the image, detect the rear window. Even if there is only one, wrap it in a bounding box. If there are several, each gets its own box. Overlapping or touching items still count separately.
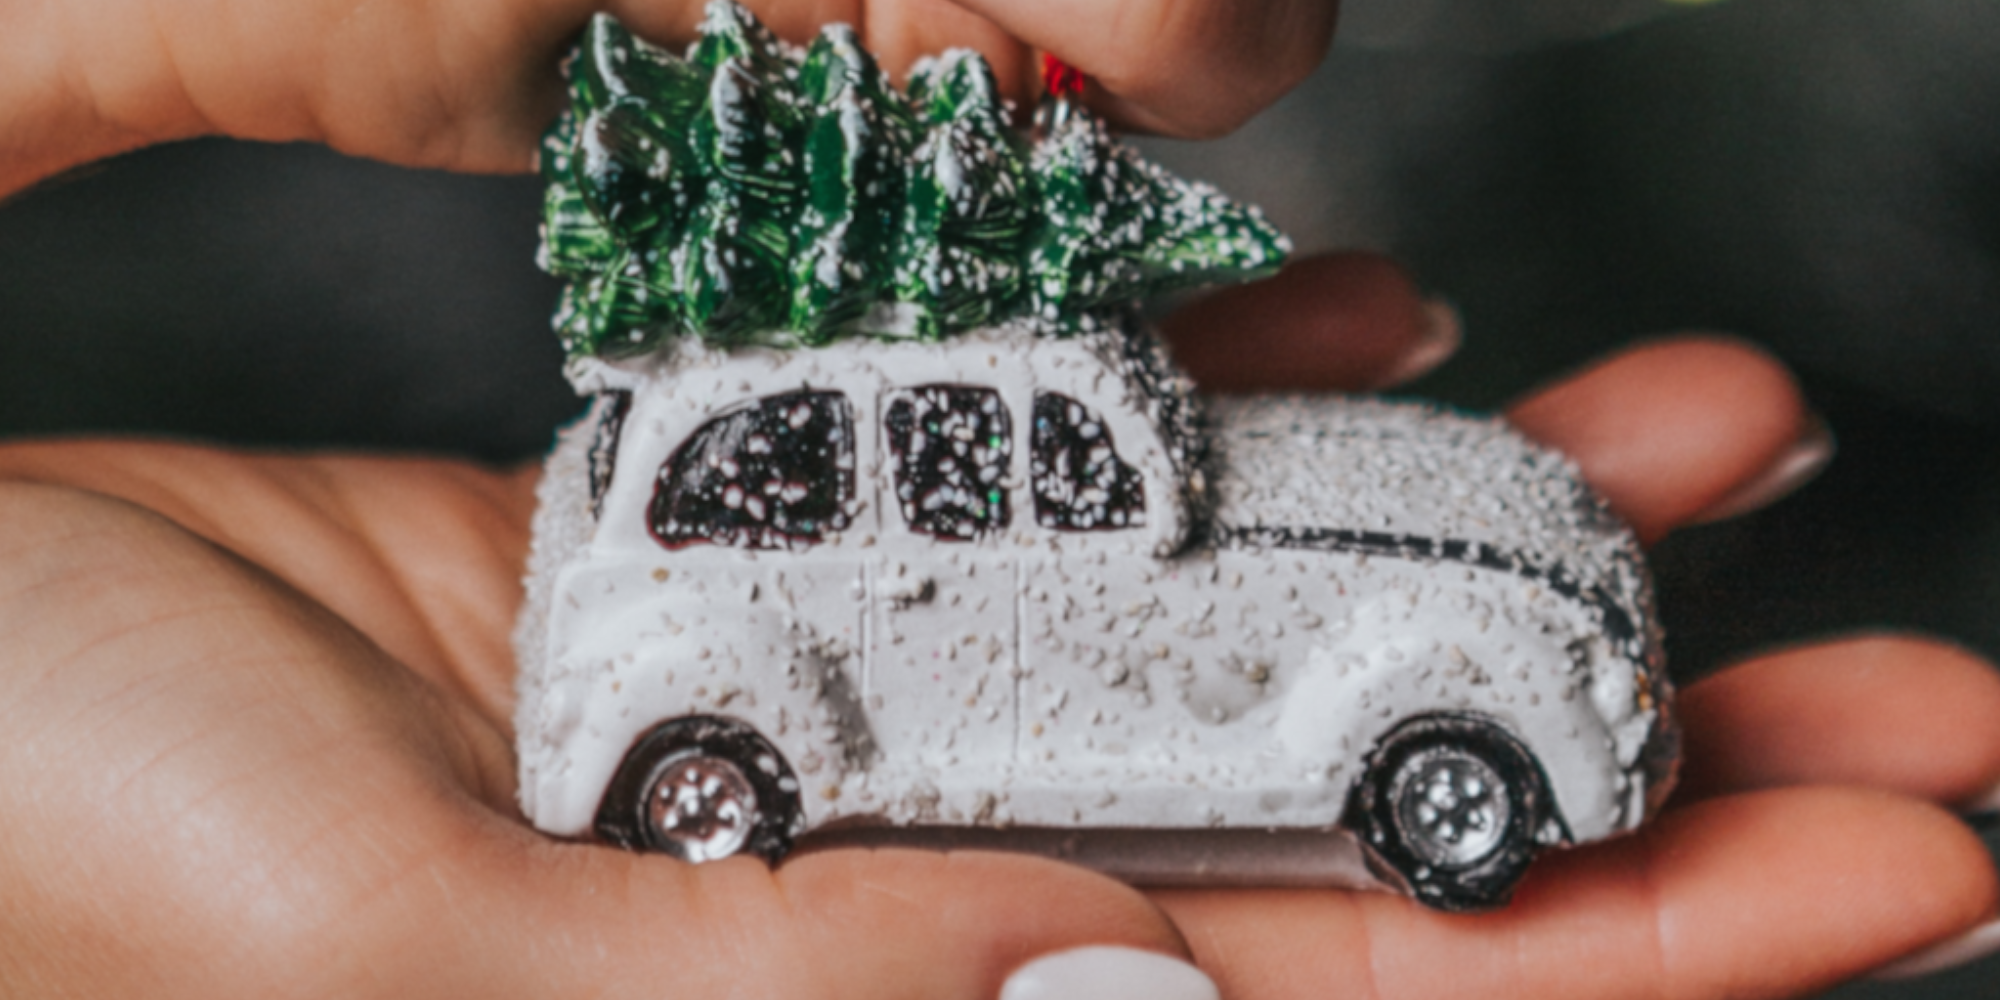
[1031,392,1145,531]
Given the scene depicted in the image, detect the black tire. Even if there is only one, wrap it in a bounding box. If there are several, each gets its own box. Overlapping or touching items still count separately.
[1345,713,1557,912]
[594,715,804,864]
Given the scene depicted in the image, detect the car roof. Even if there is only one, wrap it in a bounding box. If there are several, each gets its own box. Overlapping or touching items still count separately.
[1205,394,1643,596]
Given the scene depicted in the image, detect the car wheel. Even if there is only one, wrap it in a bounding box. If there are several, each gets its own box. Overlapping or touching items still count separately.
[1346,713,1555,912]
[594,715,804,864]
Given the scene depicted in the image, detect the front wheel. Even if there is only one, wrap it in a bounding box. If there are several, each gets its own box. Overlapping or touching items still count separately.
[1346,714,1558,912]
[594,716,804,864]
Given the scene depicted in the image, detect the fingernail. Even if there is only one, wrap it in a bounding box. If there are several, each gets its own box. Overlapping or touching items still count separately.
[1371,299,1462,389]
[1689,415,1834,524]
[1872,918,2000,979]
[999,946,1220,1000]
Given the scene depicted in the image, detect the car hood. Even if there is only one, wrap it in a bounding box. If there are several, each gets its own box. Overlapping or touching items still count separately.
[1203,395,1641,594]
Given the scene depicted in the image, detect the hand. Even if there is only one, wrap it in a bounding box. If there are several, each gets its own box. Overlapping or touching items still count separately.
[2,253,1994,998]
[0,0,1335,198]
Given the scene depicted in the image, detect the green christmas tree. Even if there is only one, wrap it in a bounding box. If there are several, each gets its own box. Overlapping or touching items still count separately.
[890,51,1034,336]
[790,26,918,340]
[540,1,1289,360]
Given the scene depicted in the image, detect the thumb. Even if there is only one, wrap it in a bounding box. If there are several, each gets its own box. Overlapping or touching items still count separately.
[473,836,1217,1000]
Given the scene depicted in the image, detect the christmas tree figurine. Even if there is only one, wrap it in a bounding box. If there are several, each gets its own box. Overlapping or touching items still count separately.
[516,2,1672,915]
[537,2,1289,356]
[789,25,919,340]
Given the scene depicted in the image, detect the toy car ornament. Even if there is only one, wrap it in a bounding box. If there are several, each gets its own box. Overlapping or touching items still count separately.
[515,2,1677,912]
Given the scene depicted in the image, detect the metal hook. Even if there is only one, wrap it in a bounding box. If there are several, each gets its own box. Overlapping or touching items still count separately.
[1034,53,1085,137]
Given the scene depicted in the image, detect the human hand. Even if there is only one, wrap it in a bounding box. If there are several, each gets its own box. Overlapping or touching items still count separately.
[0,0,1334,198]
[2,254,1994,999]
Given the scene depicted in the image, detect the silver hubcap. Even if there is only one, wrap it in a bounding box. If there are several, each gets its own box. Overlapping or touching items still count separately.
[645,754,759,862]
[1393,748,1509,868]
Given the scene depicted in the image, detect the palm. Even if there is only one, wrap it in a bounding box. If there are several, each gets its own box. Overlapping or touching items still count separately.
[0,447,528,991]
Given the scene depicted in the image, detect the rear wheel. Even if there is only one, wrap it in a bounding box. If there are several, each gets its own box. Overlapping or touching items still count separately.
[594,716,804,864]
[1347,714,1556,911]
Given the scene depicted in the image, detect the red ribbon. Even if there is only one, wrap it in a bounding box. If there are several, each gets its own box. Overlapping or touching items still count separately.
[1040,53,1085,98]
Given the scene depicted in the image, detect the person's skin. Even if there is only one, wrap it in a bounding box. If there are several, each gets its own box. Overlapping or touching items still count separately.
[3,1,1998,997]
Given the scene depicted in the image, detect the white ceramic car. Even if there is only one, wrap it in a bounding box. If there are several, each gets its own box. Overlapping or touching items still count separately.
[514,318,1675,911]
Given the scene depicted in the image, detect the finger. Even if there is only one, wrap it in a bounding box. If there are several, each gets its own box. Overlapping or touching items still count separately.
[457,842,1201,1000]
[862,0,1031,92]
[951,0,1339,137]
[1674,634,2000,810]
[17,0,1001,196]
[608,0,1030,91]
[1154,787,1998,1000]
[1505,336,1810,544]
[7,0,582,194]
[1163,252,1456,393]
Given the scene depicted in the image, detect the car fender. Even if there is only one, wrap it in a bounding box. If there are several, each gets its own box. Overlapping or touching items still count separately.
[1275,589,1635,843]
[521,575,872,837]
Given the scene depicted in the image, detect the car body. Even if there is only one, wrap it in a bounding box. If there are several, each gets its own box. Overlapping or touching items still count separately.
[514,318,1675,910]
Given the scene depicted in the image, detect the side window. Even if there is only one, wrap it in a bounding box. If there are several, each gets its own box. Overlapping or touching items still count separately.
[1031,392,1145,531]
[649,390,855,550]
[885,384,1011,540]
[588,390,633,520]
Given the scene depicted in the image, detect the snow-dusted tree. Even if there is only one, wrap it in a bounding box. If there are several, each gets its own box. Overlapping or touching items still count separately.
[789,25,918,341]
[540,16,700,357]
[1028,109,1288,324]
[889,50,1033,336]
[539,2,1289,360]
[673,2,805,340]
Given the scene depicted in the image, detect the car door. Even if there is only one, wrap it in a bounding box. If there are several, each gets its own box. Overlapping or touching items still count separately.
[1016,388,1177,767]
[865,383,1020,774]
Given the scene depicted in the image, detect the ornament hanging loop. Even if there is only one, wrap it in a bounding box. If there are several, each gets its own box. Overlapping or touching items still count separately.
[1035,53,1085,136]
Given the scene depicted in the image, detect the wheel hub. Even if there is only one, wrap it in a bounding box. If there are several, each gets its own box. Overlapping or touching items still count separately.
[1392,747,1509,868]
[645,754,760,862]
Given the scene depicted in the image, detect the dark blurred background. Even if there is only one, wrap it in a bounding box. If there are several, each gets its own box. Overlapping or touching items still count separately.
[1,0,1994,994]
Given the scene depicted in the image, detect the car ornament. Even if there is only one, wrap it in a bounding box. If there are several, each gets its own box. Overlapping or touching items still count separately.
[516,1,1677,913]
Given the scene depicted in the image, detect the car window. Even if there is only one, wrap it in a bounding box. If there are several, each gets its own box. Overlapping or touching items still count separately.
[649,390,855,550]
[885,384,1012,540]
[1031,392,1146,531]
[588,390,633,520]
